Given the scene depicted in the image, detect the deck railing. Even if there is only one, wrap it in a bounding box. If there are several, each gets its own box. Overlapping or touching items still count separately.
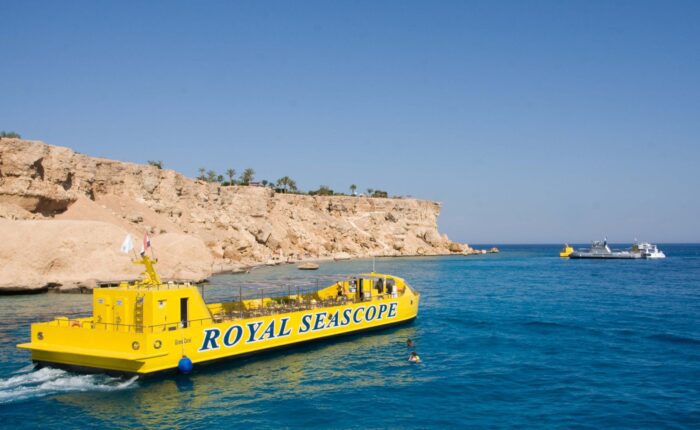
[52,290,402,333]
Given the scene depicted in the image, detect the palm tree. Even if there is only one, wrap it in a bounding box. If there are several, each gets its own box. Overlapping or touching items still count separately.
[240,168,255,185]
[276,176,297,192]
[206,170,218,183]
[350,184,357,195]
[197,167,206,181]
[226,168,236,185]
[366,188,374,196]
[276,176,289,192]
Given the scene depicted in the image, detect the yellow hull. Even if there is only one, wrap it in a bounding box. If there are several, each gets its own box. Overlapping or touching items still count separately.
[18,269,420,376]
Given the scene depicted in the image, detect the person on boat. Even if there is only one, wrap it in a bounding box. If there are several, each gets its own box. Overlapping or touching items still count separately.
[408,351,421,363]
[375,278,384,294]
[406,338,415,348]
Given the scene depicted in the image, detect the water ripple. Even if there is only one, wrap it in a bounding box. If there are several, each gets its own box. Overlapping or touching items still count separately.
[0,246,699,428]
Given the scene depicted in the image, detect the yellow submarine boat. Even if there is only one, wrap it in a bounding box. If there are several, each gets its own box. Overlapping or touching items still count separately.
[18,256,420,376]
[559,244,574,258]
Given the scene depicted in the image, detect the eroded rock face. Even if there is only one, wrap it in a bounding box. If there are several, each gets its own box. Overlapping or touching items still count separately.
[0,138,474,291]
[0,220,212,292]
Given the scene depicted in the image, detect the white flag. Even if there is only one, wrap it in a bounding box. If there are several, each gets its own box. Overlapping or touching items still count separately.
[120,234,134,254]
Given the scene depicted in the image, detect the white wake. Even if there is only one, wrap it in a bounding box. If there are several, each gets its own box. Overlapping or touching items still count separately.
[0,366,138,404]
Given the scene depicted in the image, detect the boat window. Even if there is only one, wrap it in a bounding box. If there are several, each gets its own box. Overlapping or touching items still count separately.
[180,298,189,328]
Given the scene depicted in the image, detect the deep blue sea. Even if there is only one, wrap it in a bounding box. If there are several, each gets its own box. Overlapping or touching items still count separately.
[1,245,699,429]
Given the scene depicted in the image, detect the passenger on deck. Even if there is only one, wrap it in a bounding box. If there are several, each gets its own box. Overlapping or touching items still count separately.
[376,278,384,294]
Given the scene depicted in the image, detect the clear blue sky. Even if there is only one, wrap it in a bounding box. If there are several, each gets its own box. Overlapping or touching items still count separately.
[2,1,699,243]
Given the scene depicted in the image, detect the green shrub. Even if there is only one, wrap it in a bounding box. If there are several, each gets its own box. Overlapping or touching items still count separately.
[309,185,334,196]
[0,131,21,139]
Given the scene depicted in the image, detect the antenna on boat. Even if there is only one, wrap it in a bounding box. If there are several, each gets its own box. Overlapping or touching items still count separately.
[372,256,376,273]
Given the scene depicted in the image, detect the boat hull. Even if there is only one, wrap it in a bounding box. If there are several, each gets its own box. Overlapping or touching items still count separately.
[33,316,416,378]
[569,253,641,259]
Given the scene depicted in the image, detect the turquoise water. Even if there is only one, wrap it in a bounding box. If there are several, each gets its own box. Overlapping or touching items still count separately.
[1,245,699,428]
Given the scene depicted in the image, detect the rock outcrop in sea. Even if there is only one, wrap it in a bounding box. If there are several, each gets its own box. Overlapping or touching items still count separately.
[0,138,479,292]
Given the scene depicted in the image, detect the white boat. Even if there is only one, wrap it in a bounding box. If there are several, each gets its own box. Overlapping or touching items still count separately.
[569,240,642,259]
[634,242,666,259]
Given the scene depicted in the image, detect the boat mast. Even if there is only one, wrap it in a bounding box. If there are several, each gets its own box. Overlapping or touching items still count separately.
[133,255,162,286]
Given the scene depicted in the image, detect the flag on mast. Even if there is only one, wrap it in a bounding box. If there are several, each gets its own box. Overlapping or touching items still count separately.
[140,233,151,256]
[120,234,134,254]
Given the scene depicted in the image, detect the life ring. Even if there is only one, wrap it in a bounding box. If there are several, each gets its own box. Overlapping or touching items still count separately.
[132,341,140,350]
[71,321,82,328]
[153,340,162,349]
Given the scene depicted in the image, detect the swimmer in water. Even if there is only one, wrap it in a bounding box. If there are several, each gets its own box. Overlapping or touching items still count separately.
[407,338,415,348]
[408,351,421,363]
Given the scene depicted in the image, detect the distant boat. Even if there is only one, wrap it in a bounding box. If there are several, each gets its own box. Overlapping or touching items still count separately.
[297,262,320,270]
[559,244,574,258]
[633,242,666,259]
[569,240,642,259]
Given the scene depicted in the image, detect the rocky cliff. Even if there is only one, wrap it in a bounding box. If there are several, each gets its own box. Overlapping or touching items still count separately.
[0,138,476,292]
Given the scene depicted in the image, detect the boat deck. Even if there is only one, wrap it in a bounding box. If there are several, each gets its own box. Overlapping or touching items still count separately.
[53,289,405,334]
[211,291,400,322]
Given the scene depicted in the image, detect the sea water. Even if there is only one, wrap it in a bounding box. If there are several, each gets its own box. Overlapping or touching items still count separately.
[0,245,699,428]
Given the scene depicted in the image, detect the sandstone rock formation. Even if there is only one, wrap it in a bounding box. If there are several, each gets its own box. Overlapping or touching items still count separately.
[0,138,477,292]
[0,220,212,292]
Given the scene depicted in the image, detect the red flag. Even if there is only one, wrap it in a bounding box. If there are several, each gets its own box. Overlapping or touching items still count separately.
[140,233,151,256]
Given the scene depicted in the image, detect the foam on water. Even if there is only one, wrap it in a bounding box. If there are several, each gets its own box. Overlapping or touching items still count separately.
[10,364,37,375]
[0,367,138,404]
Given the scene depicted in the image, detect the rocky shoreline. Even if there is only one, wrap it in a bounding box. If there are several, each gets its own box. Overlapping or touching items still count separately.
[0,138,495,294]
